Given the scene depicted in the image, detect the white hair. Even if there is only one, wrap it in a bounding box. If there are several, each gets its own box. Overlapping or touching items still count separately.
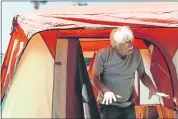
[110,26,134,48]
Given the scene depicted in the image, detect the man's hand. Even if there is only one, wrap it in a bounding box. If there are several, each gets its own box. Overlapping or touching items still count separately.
[102,91,122,105]
[139,73,170,99]
[149,90,170,99]
[156,92,170,98]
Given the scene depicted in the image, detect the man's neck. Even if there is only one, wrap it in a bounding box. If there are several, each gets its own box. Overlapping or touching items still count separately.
[115,49,126,60]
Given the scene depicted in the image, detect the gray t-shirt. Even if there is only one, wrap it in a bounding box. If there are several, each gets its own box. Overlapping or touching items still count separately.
[93,46,145,107]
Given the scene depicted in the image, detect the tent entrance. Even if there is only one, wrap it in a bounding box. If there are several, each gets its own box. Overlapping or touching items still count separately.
[81,38,174,109]
[81,38,175,118]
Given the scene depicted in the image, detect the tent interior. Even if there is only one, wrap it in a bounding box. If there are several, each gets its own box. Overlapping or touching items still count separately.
[1,29,177,118]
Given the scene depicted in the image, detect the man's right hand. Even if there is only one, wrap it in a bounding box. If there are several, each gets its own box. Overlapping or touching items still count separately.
[102,91,122,105]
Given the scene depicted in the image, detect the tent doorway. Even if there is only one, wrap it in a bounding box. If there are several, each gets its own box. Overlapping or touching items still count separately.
[82,38,174,110]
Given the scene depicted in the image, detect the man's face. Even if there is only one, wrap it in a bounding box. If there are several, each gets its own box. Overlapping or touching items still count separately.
[116,40,134,56]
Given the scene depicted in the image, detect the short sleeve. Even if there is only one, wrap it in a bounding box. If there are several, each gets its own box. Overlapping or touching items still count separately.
[93,51,104,75]
[137,49,145,77]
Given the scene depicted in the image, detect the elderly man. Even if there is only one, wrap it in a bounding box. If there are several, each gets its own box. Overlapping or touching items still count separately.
[91,26,169,119]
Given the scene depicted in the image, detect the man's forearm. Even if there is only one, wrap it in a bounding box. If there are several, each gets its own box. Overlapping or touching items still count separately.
[91,75,110,94]
[141,73,158,93]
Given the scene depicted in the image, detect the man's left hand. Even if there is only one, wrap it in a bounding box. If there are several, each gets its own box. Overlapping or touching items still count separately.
[155,92,170,98]
[149,90,170,99]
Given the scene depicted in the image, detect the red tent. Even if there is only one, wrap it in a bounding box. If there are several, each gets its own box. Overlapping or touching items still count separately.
[1,2,178,118]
